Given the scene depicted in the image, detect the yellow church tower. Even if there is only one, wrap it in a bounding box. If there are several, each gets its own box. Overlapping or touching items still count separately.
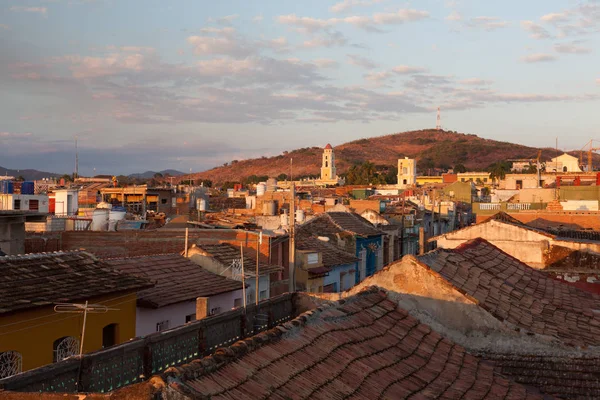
[320,144,336,182]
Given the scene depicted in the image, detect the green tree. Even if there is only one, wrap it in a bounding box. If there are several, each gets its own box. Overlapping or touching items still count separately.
[277,173,288,181]
[454,164,467,173]
[487,161,512,181]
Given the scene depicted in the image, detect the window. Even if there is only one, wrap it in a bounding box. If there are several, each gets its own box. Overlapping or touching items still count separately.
[161,198,168,204]
[563,166,568,172]
[185,314,196,323]
[210,307,221,315]
[483,178,488,183]
[53,337,80,362]
[156,320,170,332]
[403,167,407,174]
[29,199,39,211]
[0,351,22,379]
[102,324,118,348]
[307,253,319,264]
[325,161,328,167]
[13,199,21,210]
[260,290,267,300]
[403,179,407,185]
[234,298,242,308]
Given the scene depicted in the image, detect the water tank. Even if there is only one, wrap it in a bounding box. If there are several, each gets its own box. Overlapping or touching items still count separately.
[296,209,305,223]
[21,181,35,195]
[197,198,207,211]
[266,178,277,192]
[263,200,276,216]
[280,210,289,227]
[0,181,14,194]
[91,208,109,231]
[256,183,267,196]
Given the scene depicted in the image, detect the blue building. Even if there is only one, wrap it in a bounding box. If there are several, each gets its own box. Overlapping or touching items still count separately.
[297,211,385,287]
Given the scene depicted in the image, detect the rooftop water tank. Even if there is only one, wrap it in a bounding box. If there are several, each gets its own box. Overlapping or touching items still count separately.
[256,183,267,196]
[263,200,276,216]
[266,178,277,192]
[91,208,109,231]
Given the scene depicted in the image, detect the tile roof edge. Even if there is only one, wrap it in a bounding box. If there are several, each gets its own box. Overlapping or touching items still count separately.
[161,287,384,386]
[103,253,184,261]
[0,250,87,261]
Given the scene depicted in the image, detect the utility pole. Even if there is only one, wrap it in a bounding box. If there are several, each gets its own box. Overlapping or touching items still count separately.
[288,182,296,293]
[240,245,246,310]
[255,232,262,305]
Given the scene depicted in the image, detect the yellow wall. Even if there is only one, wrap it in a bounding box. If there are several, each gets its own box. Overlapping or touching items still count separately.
[416,176,443,185]
[0,292,137,373]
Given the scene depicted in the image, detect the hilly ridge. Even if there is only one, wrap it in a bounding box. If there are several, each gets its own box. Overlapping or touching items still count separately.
[189,129,593,184]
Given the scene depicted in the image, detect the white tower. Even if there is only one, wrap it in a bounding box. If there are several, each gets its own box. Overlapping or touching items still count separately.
[320,144,336,183]
[397,157,417,189]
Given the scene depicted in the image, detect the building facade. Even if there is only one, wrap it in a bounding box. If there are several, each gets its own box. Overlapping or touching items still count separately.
[397,157,417,189]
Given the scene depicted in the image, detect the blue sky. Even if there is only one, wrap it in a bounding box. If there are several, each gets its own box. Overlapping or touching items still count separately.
[1,0,599,175]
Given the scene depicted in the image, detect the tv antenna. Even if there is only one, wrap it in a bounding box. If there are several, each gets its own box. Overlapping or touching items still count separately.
[54,301,119,356]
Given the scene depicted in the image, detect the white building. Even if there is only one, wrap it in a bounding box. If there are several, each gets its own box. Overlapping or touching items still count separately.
[0,194,49,213]
[546,153,582,173]
[52,188,79,216]
[106,254,245,337]
[397,157,416,189]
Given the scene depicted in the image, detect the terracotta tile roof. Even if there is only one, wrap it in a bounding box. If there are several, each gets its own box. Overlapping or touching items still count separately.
[298,211,383,238]
[480,352,600,399]
[165,288,546,399]
[105,254,243,308]
[295,235,359,267]
[194,243,283,275]
[418,238,600,346]
[0,251,152,315]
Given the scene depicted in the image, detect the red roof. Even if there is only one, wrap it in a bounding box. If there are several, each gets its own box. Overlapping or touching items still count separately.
[165,288,546,399]
[324,143,333,149]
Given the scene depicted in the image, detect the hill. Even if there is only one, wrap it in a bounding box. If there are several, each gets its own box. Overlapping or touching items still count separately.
[128,169,185,179]
[188,129,595,184]
[0,166,60,181]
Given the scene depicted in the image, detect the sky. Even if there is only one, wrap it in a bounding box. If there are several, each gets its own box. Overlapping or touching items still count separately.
[1,0,600,175]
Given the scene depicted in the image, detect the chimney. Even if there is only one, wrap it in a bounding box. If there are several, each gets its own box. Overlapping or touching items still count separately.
[196,297,209,320]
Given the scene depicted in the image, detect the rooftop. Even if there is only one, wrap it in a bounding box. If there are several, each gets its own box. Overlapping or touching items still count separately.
[298,211,383,238]
[418,238,600,346]
[295,235,359,267]
[0,251,152,315]
[194,242,283,275]
[105,254,243,308]
[164,288,546,399]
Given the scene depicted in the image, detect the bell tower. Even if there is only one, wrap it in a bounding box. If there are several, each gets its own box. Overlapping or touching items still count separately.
[320,144,336,182]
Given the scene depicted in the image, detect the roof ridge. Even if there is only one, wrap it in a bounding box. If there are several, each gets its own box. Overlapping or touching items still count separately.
[0,250,84,261]
[103,252,183,261]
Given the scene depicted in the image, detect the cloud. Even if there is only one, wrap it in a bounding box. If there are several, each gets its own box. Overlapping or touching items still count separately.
[364,70,392,82]
[540,12,571,24]
[521,53,557,63]
[347,54,378,69]
[208,14,239,26]
[459,78,492,85]
[554,42,591,54]
[392,65,428,74]
[0,131,33,139]
[9,6,47,14]
[521,21,552,39]
[187,28,258,58]
[0,24,9,30]
[313,58,339,68]
[277,9,428,32]
[301,31,348,48]
[465,16,509,31]
[253,14,263,22]
[330,0,384,13]
[445,11,462,21]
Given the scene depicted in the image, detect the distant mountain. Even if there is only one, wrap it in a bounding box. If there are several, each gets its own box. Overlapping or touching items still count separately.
[0,166,61,181]
[186,129,599,184]
[128,169,185,179]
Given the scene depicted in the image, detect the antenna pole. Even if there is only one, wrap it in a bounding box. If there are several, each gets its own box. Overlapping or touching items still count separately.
[436,107,441,130]
[288,183,296,293]
[79,301,88,356]
[75,135,79,180]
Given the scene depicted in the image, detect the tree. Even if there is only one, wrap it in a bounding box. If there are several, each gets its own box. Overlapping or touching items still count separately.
[277,173,288,181]
[15,175,25,182]
[487,161,512,181]
[153,172,163,179]
[454,164,467,173]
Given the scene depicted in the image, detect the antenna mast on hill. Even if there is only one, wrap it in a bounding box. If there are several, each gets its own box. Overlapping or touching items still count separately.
[436,107,441,130]
[75,134,79,180]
